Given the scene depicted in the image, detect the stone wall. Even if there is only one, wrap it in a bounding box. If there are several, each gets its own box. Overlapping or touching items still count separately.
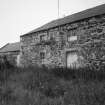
[20,14,105,69]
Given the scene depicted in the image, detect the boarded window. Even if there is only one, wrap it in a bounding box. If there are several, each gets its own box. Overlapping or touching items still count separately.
[67,52,79,68]
[68,36,77,41]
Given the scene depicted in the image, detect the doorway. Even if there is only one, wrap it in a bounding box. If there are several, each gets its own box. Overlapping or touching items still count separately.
[66,51,79,68]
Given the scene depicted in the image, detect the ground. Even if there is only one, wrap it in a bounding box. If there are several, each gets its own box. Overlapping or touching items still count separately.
[0,66,105,105]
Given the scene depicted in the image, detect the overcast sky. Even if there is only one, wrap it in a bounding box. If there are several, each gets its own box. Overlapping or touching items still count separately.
[0,0,105,47]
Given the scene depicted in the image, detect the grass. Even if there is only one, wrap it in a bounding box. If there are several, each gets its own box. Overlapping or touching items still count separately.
[1,65,105,105]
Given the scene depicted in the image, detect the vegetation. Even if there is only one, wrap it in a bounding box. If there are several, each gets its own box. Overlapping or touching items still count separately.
[1,64,105,105]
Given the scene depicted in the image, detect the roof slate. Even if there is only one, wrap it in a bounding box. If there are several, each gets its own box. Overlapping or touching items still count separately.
[21,3,105,37]
[0,42,20,53]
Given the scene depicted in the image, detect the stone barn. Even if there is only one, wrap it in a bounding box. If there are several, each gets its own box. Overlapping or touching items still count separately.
[0,42,21,67]
[20,4,105,68]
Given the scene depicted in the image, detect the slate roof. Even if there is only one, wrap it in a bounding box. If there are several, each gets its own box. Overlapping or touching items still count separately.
[21,3,105,37]
[0,42,20,53]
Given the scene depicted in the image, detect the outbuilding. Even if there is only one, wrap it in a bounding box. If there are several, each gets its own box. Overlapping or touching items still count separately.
[0,42,21,66]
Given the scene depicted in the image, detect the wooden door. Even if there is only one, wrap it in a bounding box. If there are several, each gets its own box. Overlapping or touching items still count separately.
[67,52,78,68]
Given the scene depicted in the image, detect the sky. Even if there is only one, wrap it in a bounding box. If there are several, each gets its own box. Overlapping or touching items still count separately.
[0,0,105,48]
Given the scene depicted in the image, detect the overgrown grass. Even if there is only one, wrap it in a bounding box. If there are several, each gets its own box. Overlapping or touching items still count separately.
[51,66,105,81]
[1,65,105,105]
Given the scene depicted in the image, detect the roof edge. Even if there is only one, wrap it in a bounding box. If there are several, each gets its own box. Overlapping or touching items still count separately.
[21,3,105,37]
[0,43,9,50]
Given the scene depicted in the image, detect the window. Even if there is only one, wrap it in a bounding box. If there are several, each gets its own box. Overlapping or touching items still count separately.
[68,36,77,42]
[40,52,45,59]
[40,35,46,41]
[50,34,54,40]
[49,31,55,40]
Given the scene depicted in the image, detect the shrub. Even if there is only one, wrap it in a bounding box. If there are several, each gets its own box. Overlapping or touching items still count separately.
[0,55,14,70]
